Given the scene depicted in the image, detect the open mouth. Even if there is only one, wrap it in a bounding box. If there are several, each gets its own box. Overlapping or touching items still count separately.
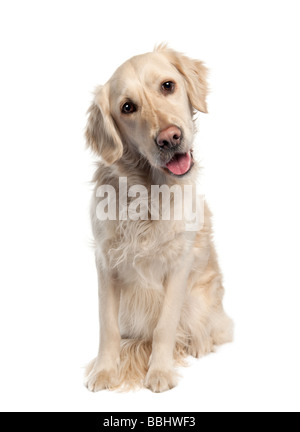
[164,151,194,177]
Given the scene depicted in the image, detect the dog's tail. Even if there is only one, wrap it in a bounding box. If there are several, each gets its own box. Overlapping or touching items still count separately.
[119,339,188,390]
[86,339,188,391]
[118,339,152,390]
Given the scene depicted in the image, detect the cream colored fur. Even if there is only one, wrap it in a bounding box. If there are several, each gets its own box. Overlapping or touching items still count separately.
[85,45,233,393]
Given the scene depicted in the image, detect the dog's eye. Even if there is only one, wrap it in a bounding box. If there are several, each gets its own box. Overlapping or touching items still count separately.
[121,102,137,114]
[162,81,175,94]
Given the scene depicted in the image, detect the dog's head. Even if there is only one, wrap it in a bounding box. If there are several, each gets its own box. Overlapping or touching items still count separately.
[86,46,208,178]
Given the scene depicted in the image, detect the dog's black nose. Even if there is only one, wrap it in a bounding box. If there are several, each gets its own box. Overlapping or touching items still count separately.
[156,126,182,149]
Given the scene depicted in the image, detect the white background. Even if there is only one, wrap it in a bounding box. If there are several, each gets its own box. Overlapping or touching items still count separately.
[0,0,299,413]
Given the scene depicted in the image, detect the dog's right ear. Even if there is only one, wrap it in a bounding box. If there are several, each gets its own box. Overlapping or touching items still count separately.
[85,85,123,165]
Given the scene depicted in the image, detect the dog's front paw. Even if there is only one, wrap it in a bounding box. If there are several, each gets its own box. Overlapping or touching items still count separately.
[85,358,119,392]
[145,368,178,393]
[86,368,119,392]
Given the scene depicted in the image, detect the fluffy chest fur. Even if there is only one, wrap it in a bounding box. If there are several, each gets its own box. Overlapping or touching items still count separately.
[91,162,198,291]
[95,211,195,291]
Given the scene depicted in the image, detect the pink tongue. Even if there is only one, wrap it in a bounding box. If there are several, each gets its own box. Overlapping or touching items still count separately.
[166,153,192,176]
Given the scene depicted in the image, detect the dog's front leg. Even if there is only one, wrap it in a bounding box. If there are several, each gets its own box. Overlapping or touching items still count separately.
[145,252,194,393]
[86,257,121,392]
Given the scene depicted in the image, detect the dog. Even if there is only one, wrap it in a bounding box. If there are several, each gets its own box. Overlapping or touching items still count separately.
[85,45,233,392]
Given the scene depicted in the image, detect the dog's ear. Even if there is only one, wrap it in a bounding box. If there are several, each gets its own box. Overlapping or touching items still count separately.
[160,47,208,113]
[85,85,123,165]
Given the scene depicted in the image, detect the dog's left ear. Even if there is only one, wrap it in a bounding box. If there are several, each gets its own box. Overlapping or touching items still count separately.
[162,48,208,113]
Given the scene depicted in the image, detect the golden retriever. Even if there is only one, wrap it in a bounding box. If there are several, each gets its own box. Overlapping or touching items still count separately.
[85,45,233,392]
